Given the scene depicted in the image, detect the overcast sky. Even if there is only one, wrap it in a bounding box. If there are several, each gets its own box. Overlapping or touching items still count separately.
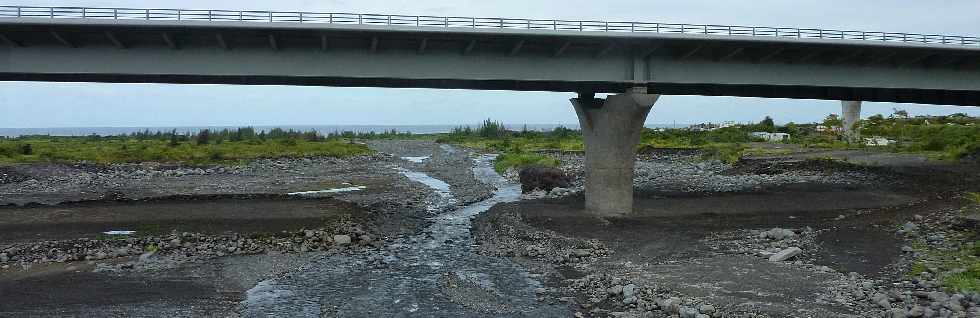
[1,0,979,128]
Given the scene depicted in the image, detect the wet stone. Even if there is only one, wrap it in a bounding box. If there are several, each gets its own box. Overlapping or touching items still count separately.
[768,247,803,262]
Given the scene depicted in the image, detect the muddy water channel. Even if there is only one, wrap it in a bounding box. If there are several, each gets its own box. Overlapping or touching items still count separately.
[242,155,569,317]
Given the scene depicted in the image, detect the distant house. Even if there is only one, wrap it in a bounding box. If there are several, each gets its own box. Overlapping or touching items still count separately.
[815,125,842,134]
[719,121,737,128]
[688,122,720,131]
[750,132,790,142]
[864,136,896,146]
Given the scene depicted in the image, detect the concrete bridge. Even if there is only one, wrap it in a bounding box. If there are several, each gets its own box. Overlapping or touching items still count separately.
[2,6,979,216]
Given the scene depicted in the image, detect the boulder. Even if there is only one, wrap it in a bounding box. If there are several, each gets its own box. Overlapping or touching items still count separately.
[518,166,571,194]
[333,235,352,246]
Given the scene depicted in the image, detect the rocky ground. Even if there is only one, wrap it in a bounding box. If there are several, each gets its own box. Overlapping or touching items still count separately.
[476,148,980,318]
[1,142,978,317]
[0,140,496,317]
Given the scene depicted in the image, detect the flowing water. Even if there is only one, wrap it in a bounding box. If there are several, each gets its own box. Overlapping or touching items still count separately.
[241,155,569,317]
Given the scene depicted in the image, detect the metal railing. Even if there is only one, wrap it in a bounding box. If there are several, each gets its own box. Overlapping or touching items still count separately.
[1,5,978,48]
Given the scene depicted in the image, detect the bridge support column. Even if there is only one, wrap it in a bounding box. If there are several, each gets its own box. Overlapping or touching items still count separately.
[841,100,862,143]
[571,88,659,217]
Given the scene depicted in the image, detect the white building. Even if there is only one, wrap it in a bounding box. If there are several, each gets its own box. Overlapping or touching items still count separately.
[864,136,896,146]
[750,132,790,142]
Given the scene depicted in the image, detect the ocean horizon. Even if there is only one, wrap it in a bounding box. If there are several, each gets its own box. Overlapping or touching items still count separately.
[0,123,687,137]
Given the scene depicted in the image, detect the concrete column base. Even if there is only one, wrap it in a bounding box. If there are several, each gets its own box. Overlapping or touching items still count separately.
[571,90,659,217]
[841,100,862,143]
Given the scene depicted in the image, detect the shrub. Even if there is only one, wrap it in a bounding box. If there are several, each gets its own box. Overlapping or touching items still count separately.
[477,119,506,139]
[493,152,559,173]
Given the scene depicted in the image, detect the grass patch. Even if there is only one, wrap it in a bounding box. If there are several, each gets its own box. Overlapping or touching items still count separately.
[909,234,980,293]
[492,152,560,173]
[700,143,746,164]
[0,137,372,165]
[943,263,980,293]
[909,261,928,277]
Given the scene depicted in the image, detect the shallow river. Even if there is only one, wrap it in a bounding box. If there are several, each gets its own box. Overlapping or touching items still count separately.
[241,155,569,317]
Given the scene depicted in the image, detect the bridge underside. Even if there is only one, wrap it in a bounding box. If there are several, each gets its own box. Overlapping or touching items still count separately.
[0,72,977,106]
[1,18,979,105]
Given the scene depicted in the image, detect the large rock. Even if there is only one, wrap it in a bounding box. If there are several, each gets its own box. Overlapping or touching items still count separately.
[333,235,352,246]
[768,247,803,262]
[518,166,571,194]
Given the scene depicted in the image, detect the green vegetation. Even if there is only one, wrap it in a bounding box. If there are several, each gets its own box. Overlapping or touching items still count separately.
[2,110,976,166]
[639,126,753,149]
[967,192,980,205]
[492,152,560,173]
[860,111,980,160]
[944,264,980,293]
[700,143,746,164]
[909,237,980,293]
[0,127,372,165]
[439,120,583,153]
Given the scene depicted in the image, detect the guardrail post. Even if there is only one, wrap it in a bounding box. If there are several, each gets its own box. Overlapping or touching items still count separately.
[703,25,707,34]
[300,12,304,22]
[680,24,685,33]
[388,15,391,25]
[358,14,362,24]
[444,16,448,27]
[331,13,334,24]
[552,20,556,30]
[472,17,476,27]
[17,7,21,17]
[50,7,53,18]
[727,26,731,35]
[82,8,86,18]
[605,21,609,31]
[208,10,212,21]
[114,8,118,19]
[239,11,243,21]
[145,9,149,19]
[269,11,273,22]
[415,16,418,26]
[178,10,181,20]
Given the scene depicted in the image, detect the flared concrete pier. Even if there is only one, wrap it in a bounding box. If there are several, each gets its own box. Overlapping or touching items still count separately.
[841,101,862,143]
[571,89,659,216]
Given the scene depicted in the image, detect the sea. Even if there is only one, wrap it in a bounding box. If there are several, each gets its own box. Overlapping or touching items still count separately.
[0,124,683,137]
